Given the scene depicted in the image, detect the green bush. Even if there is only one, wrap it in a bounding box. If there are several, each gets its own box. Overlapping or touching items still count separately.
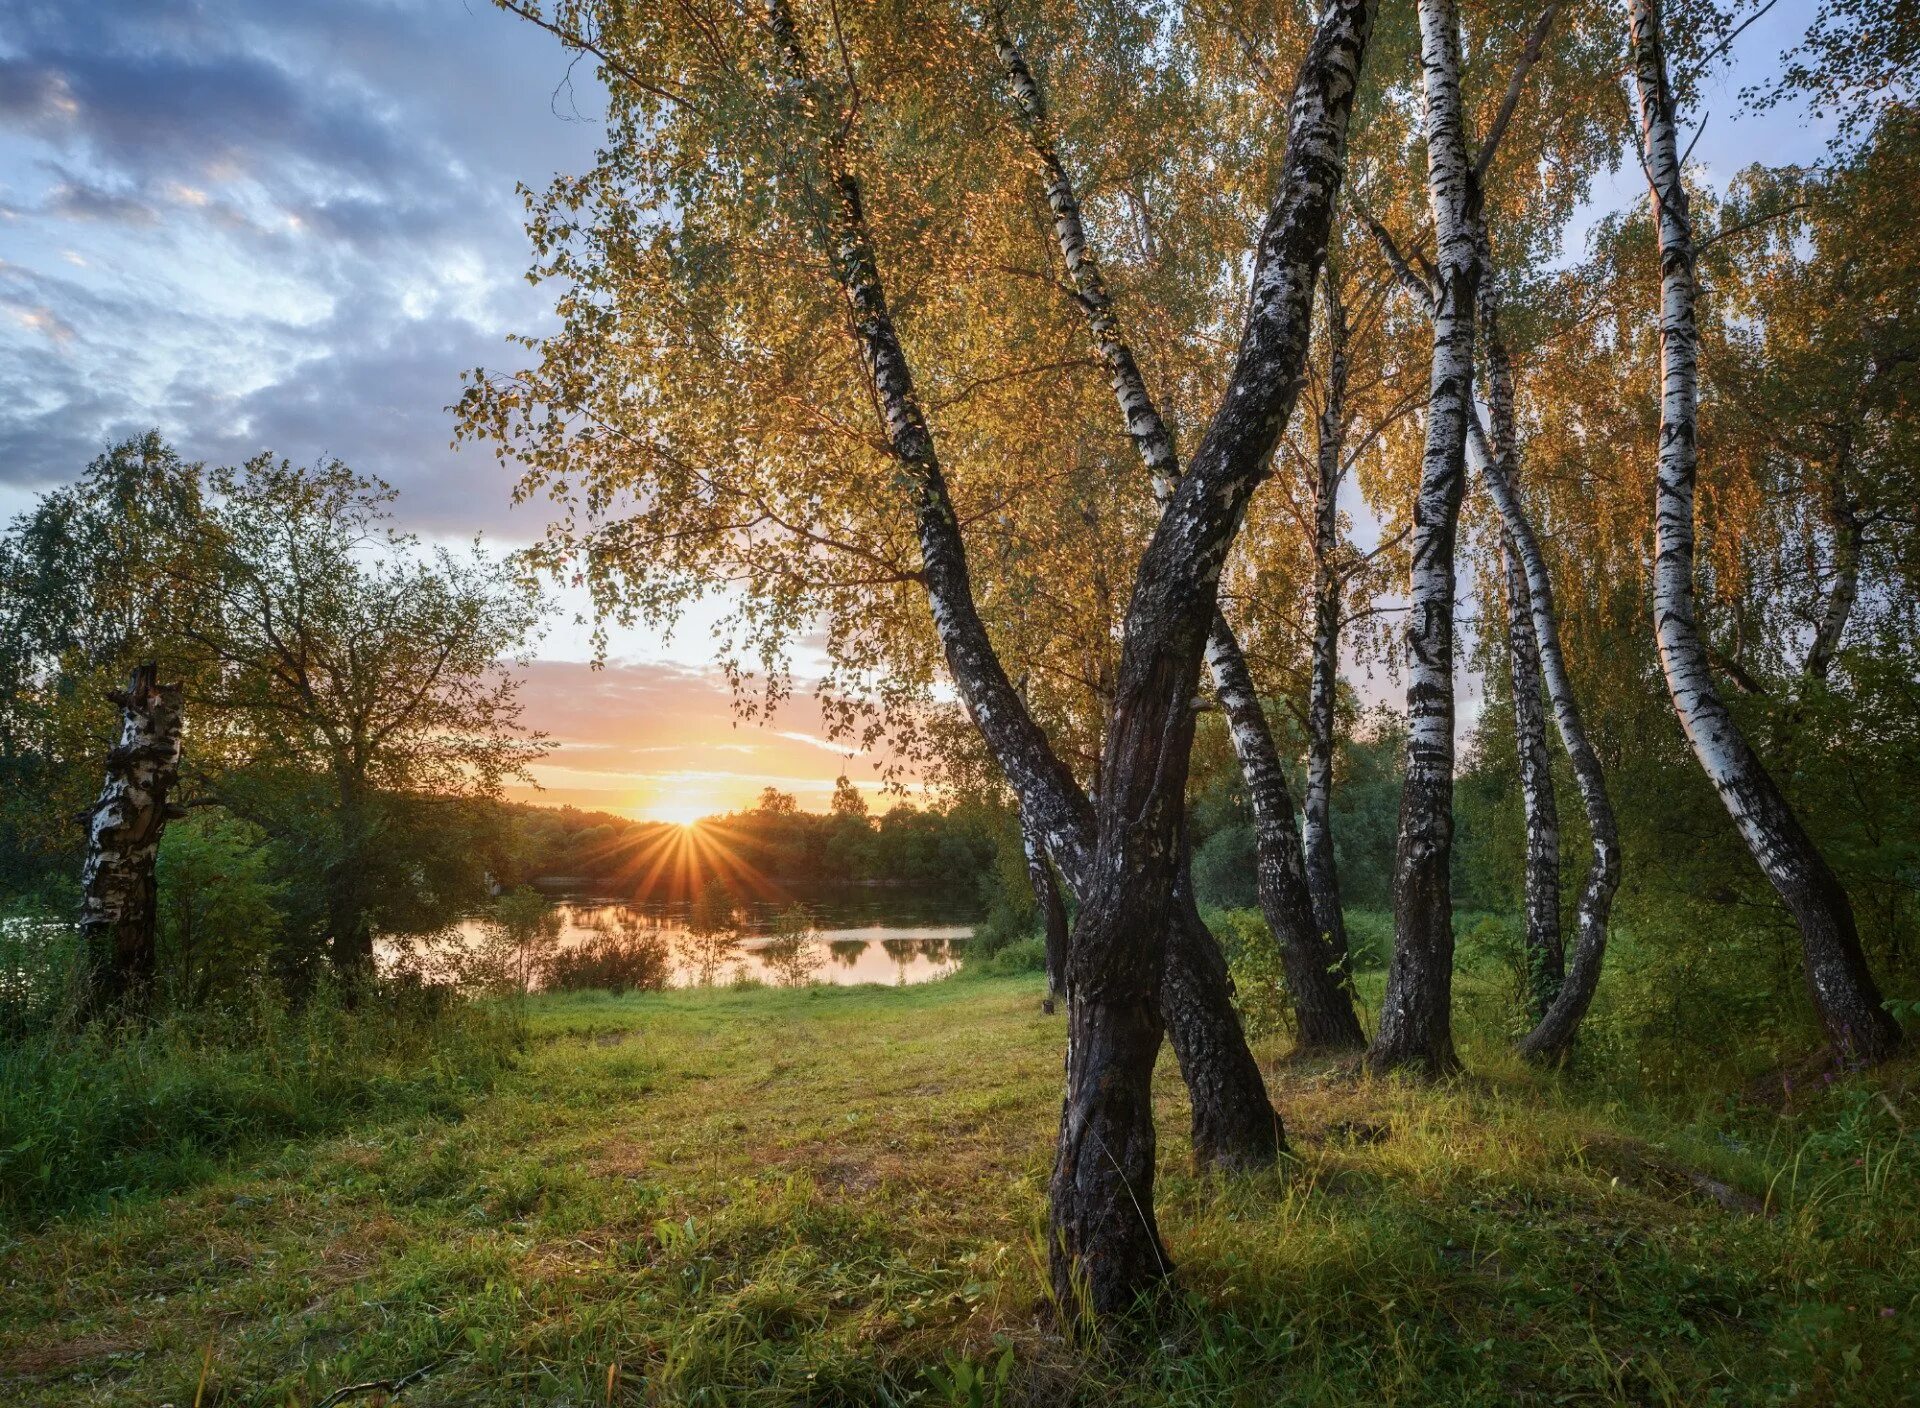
[967,934,1047,977]
[0,976,520,1230]
[1205,908,1293,1040]
[541,932,672,993]
[1342,909,1393,971]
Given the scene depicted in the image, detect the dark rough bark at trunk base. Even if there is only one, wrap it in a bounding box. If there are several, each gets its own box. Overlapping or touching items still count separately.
[79,663,185,1015]
[1049,989,1171,1319]
[1368,777,1461,1076]
[1162,864,1285,1170]
[1781,833,1904,1064]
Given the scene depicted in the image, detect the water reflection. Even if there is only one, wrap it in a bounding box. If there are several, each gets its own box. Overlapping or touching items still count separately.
[449,897,969,990]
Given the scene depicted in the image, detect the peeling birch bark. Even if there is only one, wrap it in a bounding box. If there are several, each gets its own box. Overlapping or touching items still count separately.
[770,0,1376,1313]
[1630,0,1900,1064]
[1504,539,1562,1014]
[79,663,185,1013]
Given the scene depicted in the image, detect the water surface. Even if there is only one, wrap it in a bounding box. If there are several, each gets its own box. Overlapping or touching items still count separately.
[452,891,975,989]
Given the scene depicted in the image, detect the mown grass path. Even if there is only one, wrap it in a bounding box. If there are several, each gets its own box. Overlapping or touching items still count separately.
[2,976,1915,1404]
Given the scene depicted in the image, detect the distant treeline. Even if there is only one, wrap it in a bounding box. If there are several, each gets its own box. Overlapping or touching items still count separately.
[502,780,999,902]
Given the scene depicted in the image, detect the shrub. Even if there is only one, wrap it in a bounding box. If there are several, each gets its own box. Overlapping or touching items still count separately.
[540,932,673,993]
[967,934,1047,977]
[1206,908,1293,1041]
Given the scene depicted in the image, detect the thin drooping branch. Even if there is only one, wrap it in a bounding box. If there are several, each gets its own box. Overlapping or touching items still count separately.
[1804,441,1860,682]
[984,2,1363,1053]
[1630,0,1900,1064]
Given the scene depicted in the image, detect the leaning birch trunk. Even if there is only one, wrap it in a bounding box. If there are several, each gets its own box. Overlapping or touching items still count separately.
[1047,0,1375,1311]
[1303,313,1353,974]
[80,663,185,1014]
[1805,449,1859,683]
[1464,411,1621,1060]
[1470,299,1622,1059]
[1629,0,1901,1064]
[1503,539,1562,1015]
[989,2,1363,1054]
[1370,0,1478,1077]
[1019,810,1069,1013]
[773,0,1280,1180]
[1205,618,1365,1051]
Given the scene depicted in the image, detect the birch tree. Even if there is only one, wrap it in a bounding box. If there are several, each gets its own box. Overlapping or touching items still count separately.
[1629,0,1903,1064]
[1370,0,1481,1076]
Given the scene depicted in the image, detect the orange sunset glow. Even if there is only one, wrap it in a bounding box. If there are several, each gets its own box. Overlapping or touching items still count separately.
[504,659,913,822]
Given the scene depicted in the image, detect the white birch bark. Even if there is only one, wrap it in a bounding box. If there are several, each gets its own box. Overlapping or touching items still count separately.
[1370,0,1477,1076]
[1630,0,1900,1063]
[79,663,185,1011]
[1304,291,1352,970]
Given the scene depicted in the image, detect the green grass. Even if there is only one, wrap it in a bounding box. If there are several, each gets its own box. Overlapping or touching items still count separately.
[1,974,1916,1405]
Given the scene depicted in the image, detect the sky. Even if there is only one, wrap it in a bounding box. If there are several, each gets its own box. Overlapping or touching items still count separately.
[0,0,1830,821]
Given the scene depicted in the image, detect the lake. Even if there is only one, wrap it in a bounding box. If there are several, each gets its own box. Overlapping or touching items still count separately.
[448,890,977,989]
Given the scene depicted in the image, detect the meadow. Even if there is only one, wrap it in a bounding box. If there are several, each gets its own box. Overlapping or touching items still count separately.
[3,961,1915,1406]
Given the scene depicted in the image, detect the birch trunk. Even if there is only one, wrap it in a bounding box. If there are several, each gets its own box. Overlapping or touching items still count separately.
[990,4,1362,1053]
[1020,810,1070,1013]
[1054,0,1374,1310]
[1304,304,1351,973]
[80,663,185,1013]
[1630,0,1901,1064]
[1470,285,1622,1059]
[1805,447,1859,683]
[1205,617,1365,1051]
[1503,539,1562,1015]
[1370,0,1477,1077]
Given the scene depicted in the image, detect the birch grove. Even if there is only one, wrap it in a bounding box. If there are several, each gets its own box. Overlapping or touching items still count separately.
[459,0,1920,1326]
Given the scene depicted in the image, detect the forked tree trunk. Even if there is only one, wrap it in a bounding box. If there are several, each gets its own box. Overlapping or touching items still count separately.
[1052,0,1375,1311]
[1021,811,1070,1012]
[80,663,185,1014]
[1303,316,1352,973]
[771,0,1373,1313]
[990,4,1362,1055]
[1629,0,1901,1065]
[1503,539,1562,1016]
[1371,0,1478,1078]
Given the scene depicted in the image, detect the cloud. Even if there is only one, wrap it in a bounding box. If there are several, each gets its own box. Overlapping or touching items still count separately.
[0,0,604,533]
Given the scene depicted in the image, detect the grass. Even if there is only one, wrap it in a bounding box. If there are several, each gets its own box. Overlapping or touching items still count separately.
[1,972,1916,1405]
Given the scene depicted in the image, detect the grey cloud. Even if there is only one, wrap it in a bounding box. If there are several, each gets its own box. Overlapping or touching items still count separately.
[0,0,604,534]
